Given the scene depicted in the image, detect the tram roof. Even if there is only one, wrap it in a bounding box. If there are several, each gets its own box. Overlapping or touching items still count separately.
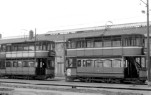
[0,23,150,44]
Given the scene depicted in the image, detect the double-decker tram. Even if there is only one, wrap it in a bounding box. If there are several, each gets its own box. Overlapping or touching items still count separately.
[0,40,55,79]
[65,34,147,83]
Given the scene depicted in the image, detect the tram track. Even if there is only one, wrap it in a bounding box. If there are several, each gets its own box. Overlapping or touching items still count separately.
[0,80,150,91]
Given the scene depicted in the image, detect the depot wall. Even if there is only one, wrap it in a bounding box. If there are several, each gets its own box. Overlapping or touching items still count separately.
[55,42,65,77]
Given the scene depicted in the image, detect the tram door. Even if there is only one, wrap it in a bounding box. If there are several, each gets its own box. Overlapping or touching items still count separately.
[36,58,46,75]
[124,57,138,78]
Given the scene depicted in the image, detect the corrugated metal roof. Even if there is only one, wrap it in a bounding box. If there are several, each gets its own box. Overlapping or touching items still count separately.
[0,25,150,44]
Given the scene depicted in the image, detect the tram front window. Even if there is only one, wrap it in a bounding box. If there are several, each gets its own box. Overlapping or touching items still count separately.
[66,58,76,67]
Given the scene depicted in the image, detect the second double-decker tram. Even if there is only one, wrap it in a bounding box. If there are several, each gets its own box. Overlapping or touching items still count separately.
[65,34,147,83]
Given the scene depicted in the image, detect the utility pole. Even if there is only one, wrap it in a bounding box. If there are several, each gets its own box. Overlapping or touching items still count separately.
[34,28,37,66]
[140,0,150,86]
[146,0,151,86]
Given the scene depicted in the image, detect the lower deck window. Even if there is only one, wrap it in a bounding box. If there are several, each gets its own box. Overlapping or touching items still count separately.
[77,58,123,68]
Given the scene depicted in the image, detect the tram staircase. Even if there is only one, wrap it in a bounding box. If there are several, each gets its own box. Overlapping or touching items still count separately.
[125,57,146,78]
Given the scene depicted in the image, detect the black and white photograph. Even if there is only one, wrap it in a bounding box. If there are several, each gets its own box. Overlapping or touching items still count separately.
[0,0,150,95]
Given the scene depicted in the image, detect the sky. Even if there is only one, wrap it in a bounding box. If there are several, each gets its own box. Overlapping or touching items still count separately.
[0,0,150,38]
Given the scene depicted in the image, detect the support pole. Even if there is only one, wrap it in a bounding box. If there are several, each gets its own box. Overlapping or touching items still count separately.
[146,0,151,86]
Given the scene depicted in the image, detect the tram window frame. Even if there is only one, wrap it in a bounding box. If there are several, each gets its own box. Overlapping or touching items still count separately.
[22,61,29,67]
[23,44,29,51]
[103,60,112,67]
[47,42,51,50]
[6,61,11,67]
[94,59,103,67]
[136,37,141,46]
[28,61,35,67]
[76,40,85,48]
[13,45,18,51]
[141,57,146,67]
[29,45,35,51]
[94,40,103,48]
[112,37,121,47]
[1,45,6,52]
[68,58,73,67]
[112,60,121,68]
[77,60,81,67]
[103,40,112,47]
[67,41,71,49]
[86,60,92,67]
[18,61,23,67]
[13,61,18,67]
[86,40,93,48]
[17,44,24,51]
[42,42,47,50]
[52,43,55,50]
[71,41,76,49]
[0,60,5,69]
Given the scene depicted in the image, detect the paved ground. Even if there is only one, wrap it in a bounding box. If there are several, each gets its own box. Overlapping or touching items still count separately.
[0,77,149,95]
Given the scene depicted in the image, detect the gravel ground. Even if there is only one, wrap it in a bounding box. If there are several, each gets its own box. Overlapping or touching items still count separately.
[0,83,144,95]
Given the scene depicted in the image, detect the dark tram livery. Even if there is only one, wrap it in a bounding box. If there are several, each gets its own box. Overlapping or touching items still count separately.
[0,40,55,79]
[65,34,147,83]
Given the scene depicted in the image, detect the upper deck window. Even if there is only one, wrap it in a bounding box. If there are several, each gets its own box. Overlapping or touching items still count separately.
[123,36,143,46]
[86,40,93,48]
[104,40,112,47]
[77,40,85,48]
[94,40,103,48]
[4,41,54,52]
[112,37,121,47]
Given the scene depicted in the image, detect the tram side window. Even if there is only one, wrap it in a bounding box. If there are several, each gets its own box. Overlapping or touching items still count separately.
[68,58,73,67]
[112,60,121,67]
[12,45,18,51]
[136,38,141,46]
[94,60,103,67]
[103,60,112,67]
[18,61,22,67]
[104,40,112,47]
[13,61,18,67]
[1,45,6,52]
[77,60,81,67]
[22,61,29,67]
[28,61,35,67]
[6,61,11,67]
[29,45,34,51]
[86,60,92,67]
[67,41,76,49]
[0,60,5,68]
[23,45,29,51]
[47,43,51,50]
[141,58,146,67]
[83,60,87,67]
[67,58,76,67]
[18,45,24,51]
[6,46,11,52]
[112,38,121,47]
[86,40,93,48]
[42,42,47,50]
[94,41,102,48]
[76,41,85,48]
[123,37,138,46]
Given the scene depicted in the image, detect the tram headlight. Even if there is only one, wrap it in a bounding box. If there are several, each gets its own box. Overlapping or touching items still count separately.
[66,69,71,76]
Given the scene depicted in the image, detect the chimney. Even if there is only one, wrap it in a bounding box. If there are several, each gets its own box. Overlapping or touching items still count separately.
[29,30,34,40]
